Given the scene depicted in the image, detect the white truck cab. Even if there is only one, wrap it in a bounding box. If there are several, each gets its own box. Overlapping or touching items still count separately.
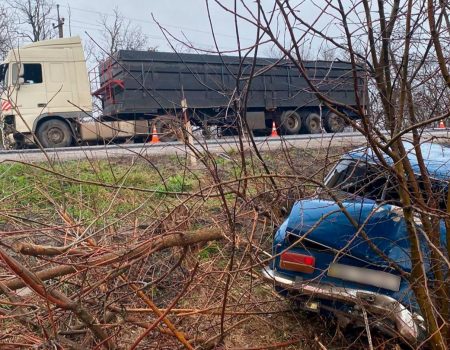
[0,37,93,147]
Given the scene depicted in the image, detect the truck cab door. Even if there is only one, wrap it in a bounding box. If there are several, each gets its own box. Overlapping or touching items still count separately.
[11,62,48,132]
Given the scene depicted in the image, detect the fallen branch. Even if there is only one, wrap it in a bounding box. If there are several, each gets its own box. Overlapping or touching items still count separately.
[1,228,224,294]
[0,247,115,349]
[12,243,83,256]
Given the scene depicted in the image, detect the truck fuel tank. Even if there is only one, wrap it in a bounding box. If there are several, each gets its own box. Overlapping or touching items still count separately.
[79,120,149,141]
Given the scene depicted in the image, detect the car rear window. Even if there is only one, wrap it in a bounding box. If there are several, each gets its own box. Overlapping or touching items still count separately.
[325,159,448,209]
[324,159,398,202]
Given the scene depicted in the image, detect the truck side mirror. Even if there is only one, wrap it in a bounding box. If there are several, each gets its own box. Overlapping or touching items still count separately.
[11,63,24,87]
[14,76,24,90]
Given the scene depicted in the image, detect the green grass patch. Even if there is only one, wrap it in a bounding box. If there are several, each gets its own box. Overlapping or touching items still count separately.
[198,242,220,260]
[154,174,194,197]
[0,160,196,228]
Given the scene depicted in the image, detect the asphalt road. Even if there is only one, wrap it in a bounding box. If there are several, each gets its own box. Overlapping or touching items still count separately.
[0,130,448,163]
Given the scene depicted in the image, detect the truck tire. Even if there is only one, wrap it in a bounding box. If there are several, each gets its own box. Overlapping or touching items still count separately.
[280,110,302,135]
[154,115,182,142]
[324,112,345,133]
[36,119,73,148]
[305,113,322,134]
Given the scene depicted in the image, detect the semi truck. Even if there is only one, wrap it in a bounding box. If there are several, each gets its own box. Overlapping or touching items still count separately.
[0,37,366,148]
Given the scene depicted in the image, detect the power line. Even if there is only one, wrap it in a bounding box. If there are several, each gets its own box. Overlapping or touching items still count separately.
[65,11,253,51]
[59,3,255,43]
[69,25,233,51]
[70,19,171,42]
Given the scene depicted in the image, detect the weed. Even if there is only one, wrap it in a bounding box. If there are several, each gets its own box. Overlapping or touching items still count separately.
[198,242,220,260]
[154,174,193,197]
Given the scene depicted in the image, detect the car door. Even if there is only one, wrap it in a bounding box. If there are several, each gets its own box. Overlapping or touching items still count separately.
[11,62,48,131]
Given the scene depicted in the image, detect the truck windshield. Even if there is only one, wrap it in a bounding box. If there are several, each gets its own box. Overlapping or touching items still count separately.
[0,64,8,88]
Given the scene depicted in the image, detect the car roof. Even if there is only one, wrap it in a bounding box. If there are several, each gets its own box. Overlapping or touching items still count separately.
[345,141,450,180]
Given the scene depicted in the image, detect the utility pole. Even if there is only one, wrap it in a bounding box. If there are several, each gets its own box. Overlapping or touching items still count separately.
[53,4,64,38]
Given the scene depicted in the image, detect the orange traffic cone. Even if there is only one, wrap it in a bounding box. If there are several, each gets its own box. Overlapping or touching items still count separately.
[271,121,279,137]
[438,120,446,129]
[150,124,160,143]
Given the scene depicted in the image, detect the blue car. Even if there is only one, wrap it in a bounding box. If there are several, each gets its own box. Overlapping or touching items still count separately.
[263,141,450,344]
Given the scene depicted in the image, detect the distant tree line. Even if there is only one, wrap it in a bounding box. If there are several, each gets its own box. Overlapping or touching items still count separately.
[0,0,153,63]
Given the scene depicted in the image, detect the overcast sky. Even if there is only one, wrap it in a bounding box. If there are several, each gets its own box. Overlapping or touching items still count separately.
[59,1,260,52]
[55,0,343,57]
[1,0,357,60]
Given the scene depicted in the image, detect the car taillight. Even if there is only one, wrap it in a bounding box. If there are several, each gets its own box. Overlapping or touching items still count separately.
[280,251,315,274]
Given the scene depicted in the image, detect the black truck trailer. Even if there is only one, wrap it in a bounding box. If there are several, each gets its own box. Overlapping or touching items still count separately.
[95,50,366,140]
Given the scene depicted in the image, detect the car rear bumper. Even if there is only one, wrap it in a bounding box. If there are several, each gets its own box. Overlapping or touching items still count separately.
[262,266,424,343]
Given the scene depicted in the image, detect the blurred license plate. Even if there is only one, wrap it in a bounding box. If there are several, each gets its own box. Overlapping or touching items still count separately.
[328,263,401,292]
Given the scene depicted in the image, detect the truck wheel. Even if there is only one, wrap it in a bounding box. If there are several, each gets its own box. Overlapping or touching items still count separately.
[324,112,345,133]
[305,113,322,134]
[280,110,302,134]
[154,116,182,142]
[37,119,73,148]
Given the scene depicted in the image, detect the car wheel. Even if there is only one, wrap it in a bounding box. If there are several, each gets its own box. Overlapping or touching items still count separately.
[154,115,182,142]
[324,112,345,133]
[37,119,73,148]
[305,113,322,134]
[280,110,302,135]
